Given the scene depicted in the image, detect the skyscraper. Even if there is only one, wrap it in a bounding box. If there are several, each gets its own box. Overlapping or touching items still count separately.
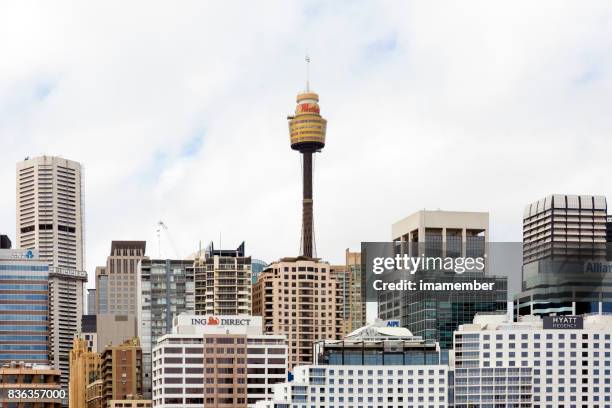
[136,259,194,398]
[16,155,87,391]
[287,62,327,258]
[193,241,251,315]
[251,75,342,371]
[0,247,50,365]
[344,249,366,333]
[516,194,610,317]
[380,210,507,350]
[16,156,84,270]
[252,257,344,371]
[96,241,147,316]
[523,194,607,264]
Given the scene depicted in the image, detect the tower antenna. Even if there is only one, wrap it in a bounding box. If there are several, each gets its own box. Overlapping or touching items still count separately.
[305,54,310,92]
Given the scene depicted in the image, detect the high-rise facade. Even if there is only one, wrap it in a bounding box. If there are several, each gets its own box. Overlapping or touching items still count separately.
[69,337,101,408]
[152,315,287,408]
[380,210,507,350]
[516,194,610,317]
[0,248,49,365]
[344,249,365,334]
[16,156,84,270]
[48,266,87,390]
[252,257,343,371]
[87,288,97,315]
[137,259,195,398]
[523,194,607,264]
[96,241,147,316]
[16,155,87,391]
[453,313,612,407]
[193,242,251,315]
[100,338,143,404]
[95,266,108,314]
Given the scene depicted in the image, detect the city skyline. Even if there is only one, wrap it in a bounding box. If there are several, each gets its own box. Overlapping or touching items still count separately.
[2,1,612,284]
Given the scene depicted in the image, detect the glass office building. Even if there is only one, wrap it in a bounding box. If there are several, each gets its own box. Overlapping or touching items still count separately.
[251,258,267,284]
[137,259,194,398]
[0,248,49,364]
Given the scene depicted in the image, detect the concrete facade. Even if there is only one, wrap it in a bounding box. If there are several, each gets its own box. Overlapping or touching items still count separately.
[151,315,287,408]
[96,241,147,316]
[252,257,343,371]
[193,242,251,316]
[16,155,87,391]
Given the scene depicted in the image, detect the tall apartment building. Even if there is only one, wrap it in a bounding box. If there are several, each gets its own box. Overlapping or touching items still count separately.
[256,320,449,408]
[252,257,343,371]
[344,249,365,333]
[0,247,50,365]
[517,194,610,317]
[151,315,287,408]
[95,241,147,315]
[16,155,87,391]
[0,362,63,407]
[137,259,194,398]
[69,337,101,408]
[100,338,143,404]
[453,312,612,408]
[330,263,349,337]
[193,242,251,315]
[380,210,507,350]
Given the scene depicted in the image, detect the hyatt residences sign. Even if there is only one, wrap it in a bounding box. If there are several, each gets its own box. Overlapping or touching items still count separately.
[543,316,583,330]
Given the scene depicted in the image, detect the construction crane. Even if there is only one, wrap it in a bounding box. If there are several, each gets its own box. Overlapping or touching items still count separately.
[156,221,181,259]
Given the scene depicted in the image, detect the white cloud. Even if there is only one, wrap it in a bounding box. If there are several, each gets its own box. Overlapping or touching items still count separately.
[1,0,611,285]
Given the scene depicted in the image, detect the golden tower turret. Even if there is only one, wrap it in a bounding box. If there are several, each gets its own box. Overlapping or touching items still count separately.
[287,56,327,258]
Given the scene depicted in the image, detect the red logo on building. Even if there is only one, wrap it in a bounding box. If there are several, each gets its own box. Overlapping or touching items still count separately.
[298,103,320,114]
[208,316,220,325]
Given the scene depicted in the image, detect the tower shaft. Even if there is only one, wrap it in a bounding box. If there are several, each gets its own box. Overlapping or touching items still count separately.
[301,151,314,258]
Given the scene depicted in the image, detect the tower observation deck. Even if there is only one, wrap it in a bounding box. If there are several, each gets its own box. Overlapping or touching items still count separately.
[287,61,327,258]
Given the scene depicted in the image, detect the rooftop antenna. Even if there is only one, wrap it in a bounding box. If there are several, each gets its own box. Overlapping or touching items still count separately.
[305,54,310,92]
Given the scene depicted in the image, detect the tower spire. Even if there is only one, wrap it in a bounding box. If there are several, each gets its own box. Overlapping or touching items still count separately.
[305,54,310,92]
[288,62,327,258]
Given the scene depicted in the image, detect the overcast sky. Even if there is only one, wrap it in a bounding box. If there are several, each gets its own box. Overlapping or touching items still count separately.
[1,1,611,286]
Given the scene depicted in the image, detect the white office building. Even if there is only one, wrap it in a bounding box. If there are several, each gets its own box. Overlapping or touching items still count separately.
[152,315,287,408]
[16,156,86,392]
[256,320,449,408]
[453,313,612,408]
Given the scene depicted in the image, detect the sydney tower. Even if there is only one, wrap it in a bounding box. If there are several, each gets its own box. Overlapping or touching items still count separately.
[287,61,327,258]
